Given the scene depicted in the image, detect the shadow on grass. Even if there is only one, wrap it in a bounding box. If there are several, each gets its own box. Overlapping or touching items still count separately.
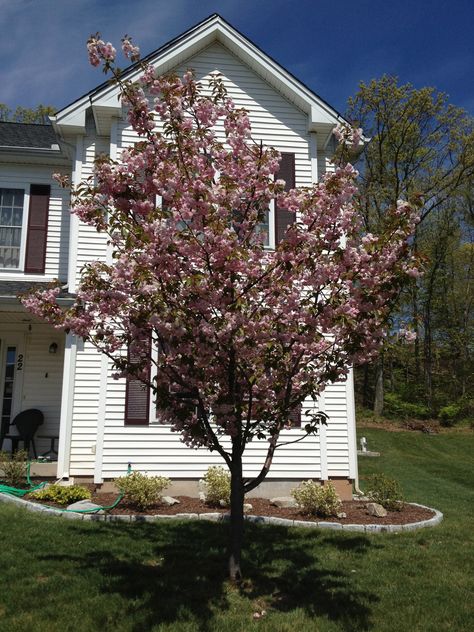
[41,520,378,631]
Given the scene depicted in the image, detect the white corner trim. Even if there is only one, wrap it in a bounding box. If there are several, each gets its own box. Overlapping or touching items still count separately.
[110,117,118,160]
[309,132,318,184]
[93,171,115,484]
[56,333,77,478]
[67,135,82,293]
[94,352,109,483]
[346,368,358,480]
[318,390,328,480]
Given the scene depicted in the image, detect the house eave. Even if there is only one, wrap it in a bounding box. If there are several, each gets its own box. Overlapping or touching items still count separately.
[0,145,70,166]
[53,14,348,139]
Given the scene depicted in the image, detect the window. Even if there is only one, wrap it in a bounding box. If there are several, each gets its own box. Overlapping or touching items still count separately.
[124,335,170,426]
[0,188,25,269]
[256,203,275,248]
[0,184,50,273]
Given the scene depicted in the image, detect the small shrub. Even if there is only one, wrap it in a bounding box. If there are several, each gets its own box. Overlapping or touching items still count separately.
[0,449,28,487]
[384,393,430,420]
[365,473,404,511]
[292,480,342,517]
[202,466,231,506]
[438,404,462,427]
[30,484,91,506]
[115,471,170,510]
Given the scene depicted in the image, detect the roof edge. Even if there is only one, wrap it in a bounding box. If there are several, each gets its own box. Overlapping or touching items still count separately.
[55,13,348,129]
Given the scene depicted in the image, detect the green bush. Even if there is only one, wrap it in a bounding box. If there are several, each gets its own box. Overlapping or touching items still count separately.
[30,484,91,506]
[438,404,462,427]
[115,471,170,510]
[384,392,430,420]
[0,450,28,487]
[438,397,473,427]
[202,466,231,506]
[365,473,404,511]
[292,480,342,517]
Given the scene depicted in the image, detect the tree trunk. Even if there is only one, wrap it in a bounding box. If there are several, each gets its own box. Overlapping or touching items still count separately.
[362,364,371,408]
[412,285,420,381]
[373,356,384,417]
[423,310,433,411]
[228,444,245,582]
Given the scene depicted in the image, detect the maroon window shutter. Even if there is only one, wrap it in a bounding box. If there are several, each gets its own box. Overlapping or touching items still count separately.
[24,184,50,273]
[275,153,296,244]
[124,338,151,425]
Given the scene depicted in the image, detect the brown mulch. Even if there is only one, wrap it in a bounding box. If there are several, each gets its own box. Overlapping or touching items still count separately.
[74,493,434,525]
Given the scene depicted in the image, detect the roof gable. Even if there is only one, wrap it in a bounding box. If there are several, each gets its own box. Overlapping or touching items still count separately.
[53,14,345,142]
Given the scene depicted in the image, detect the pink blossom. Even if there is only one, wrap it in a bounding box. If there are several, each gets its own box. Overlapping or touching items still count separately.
[87,34,116,66]
[121,35,140,62]
[333,123,364,150]
[23,34,420,496]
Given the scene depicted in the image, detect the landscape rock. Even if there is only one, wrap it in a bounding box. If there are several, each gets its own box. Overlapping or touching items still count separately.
[337,512,347,519]
[366,502,388,517]
[270,496,297,509]
[67,500,105,514]
[161,496,180,506]
[198,491,206,502]
[219,499,229,508]
[243,503,253,513]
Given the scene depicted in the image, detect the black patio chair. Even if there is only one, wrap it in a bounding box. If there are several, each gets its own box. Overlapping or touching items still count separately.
[0,409,44,458]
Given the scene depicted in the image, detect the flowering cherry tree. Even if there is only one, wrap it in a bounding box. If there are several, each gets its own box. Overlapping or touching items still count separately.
[23,36,419,580]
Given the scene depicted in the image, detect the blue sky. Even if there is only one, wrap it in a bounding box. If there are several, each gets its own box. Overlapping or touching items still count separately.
[1,0,473,117]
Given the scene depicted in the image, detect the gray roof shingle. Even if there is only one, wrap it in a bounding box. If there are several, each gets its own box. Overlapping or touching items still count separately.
[0,122,58,149]
[0,281,73,299]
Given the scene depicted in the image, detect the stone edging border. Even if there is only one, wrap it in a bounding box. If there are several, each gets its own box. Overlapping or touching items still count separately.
[0,492,443,533]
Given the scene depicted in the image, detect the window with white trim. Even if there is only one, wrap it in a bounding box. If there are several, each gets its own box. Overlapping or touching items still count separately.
[256,201,275,249]
[0,188,26,269]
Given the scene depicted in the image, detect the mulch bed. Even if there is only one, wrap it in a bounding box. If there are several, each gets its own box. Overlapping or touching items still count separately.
[67,492,434,525]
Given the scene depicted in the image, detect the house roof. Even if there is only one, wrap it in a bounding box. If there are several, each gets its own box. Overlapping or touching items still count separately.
[0,281,74,300]
[53,13,348,142]
[0,122,59,149]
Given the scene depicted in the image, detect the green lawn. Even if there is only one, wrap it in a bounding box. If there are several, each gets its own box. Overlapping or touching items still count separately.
[0,429,473,632]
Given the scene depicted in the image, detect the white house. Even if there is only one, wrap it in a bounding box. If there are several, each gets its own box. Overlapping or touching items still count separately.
[0,14,358,499]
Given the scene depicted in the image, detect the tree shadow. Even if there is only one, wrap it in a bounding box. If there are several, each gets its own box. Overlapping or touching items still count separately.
[242,526,379,630]
[41,520,378,631]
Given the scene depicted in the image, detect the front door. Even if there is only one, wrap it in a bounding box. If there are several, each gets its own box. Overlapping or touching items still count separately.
[0,335,25,446]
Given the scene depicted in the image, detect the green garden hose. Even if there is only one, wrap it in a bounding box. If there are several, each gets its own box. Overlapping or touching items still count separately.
[0,461,130,514]
[0,461,48,497]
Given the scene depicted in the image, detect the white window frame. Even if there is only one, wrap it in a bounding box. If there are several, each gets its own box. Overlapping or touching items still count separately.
[0,183,30,272]
[262,199,275,250]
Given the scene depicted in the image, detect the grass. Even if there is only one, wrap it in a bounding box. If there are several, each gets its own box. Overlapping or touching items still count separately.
[0,429,473,631]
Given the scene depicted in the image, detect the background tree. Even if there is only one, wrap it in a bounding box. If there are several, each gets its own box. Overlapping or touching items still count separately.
[24,38,419,580]
[0,103,56,124]
[343,76,474,418]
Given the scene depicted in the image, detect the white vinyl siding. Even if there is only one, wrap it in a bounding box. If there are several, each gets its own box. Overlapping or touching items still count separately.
[69,340,103,475]
[98,352,322,480]
[324,381,350,476]
[117,43,312,187]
